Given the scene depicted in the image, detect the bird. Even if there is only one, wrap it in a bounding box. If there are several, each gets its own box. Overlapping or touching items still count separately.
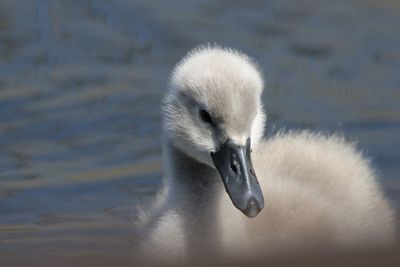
[134,45,396,264]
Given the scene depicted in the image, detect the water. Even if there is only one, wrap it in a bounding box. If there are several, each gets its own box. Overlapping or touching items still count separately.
[0,0,399,264]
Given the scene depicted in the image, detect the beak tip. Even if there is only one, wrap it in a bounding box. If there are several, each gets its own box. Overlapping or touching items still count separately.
[243,198,263,218]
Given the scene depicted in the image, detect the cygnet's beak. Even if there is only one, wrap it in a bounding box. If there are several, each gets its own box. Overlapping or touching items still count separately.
[211,138,264,218]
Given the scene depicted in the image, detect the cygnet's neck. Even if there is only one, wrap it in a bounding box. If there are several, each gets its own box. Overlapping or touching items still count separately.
[163,137,224,256]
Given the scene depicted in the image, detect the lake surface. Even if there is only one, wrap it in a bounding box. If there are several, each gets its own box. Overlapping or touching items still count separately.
[0,0,399,265]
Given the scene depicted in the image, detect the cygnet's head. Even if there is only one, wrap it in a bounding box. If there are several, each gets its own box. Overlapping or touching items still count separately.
[162,45,266,218]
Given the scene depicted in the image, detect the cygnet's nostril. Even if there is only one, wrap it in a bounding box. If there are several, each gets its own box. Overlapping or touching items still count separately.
[230,162,238,174]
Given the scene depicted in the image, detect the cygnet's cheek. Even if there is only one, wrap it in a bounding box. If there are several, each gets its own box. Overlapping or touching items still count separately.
[250,111,266,147]
[189,148,215,168]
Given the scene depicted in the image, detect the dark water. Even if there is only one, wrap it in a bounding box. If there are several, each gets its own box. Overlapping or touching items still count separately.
[0,0,399,264]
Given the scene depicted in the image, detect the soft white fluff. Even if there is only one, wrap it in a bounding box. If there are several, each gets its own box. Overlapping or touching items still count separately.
[135,45,396,263]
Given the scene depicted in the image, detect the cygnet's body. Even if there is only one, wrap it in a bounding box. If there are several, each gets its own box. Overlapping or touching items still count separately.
[136,46,395,263]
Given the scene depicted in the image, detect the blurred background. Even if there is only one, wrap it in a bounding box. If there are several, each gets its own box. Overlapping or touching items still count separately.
[0,0,399,265]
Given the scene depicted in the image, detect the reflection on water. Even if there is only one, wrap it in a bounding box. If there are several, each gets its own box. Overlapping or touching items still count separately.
[0,0,399,264]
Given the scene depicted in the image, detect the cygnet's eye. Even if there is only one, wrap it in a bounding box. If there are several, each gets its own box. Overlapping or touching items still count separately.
[199,109,214,126]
